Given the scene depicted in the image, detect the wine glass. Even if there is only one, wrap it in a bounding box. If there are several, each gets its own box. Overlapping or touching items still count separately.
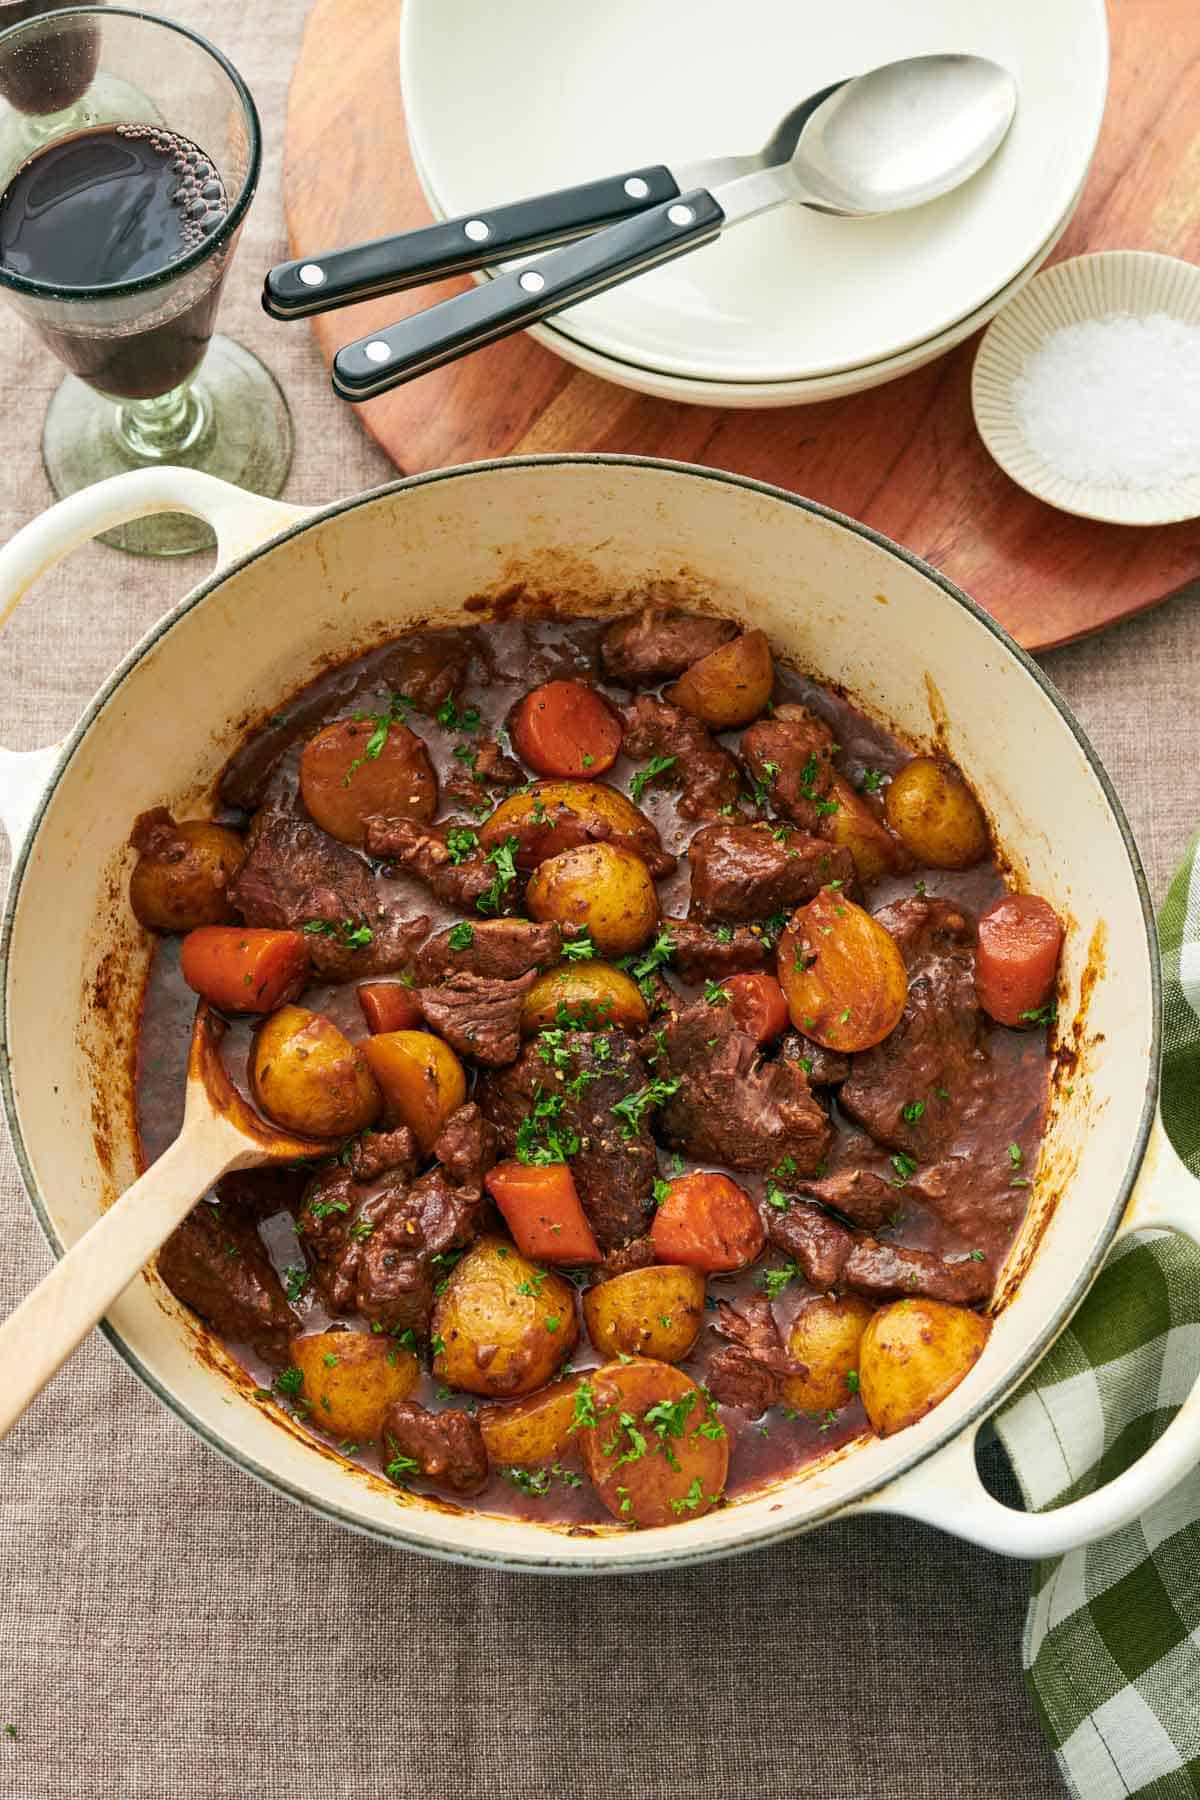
[0,8,292,555]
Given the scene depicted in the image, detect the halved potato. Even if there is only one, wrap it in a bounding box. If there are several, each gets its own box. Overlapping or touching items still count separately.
[782,1293,876,1414]
[526,842,658,959]
[858,1298,991,1437]
[583,1265,706,1362]
[431,1234,579,1398]
[479,779,671,875]
[129,817,245,932]
[253,1006,381,1138]
[664,629,774,729]
[884,756,988,869]
[578,1360,728,1527]
[521,960,650,1035]
[777,888,908,1052]
[477,1375,582,1465]
[822,773,906,885]
[289,1329,419,1441]
[360,1029,466,1153]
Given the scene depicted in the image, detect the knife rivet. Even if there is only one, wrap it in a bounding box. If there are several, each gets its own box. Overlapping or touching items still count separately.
[519,270,546,293]
[464,219,490,242]
[363,341,391,364]
[298,263,325,286]
[624,176,650,199]
[667,203,695,227]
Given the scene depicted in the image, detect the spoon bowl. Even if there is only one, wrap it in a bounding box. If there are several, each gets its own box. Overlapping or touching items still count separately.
[0,1002,329,1436]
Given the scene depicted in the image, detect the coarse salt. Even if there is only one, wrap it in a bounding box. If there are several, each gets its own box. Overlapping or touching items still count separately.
[1013,312,1200,489]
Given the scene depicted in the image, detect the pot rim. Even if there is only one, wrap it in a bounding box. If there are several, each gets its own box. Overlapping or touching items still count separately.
[0,452,1162,1571]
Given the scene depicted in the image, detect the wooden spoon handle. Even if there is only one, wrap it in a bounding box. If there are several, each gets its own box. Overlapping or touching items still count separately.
[0,1120,245,1438]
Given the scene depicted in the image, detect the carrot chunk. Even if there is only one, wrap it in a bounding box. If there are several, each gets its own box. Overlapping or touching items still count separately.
[651,1172,765,1272]
[180,926,310,1014]
[484,1160,601,1265]
[976,893,1063,1026]
[718,972,789,1044]
[356,981,422,1034]
[509,680,623,778]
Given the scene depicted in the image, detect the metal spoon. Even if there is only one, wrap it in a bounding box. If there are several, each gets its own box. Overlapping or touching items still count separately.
[0,1005,329,1435]
[312,52,1016,398]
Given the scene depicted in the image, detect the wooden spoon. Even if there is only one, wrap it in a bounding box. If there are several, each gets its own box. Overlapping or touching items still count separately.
[0,1004,329,1437]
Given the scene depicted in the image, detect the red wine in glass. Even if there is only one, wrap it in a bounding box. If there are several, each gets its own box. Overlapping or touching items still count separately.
[0,122,230,397]
[0,0,104,114]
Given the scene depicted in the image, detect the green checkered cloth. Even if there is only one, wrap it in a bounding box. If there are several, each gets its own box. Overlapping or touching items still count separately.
[995,827,1200,1800]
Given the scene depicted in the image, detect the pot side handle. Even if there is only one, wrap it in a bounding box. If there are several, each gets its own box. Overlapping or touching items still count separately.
[850,1112,1200,1558]
[0,467,316,859]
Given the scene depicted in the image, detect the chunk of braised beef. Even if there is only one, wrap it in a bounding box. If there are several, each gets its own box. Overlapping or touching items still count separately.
[477,1028,657,1249]
[600,607,738,686]
[443,737,526,810]
[432,1103,500,1192]
[599,1232,657,1277]
[796,1167,898,1232]
[780,1032,850,1088]
[766,1201,853,1289]
[662,916,769,982]
[364,816,523,915]
[842,1238,992,1305]
[687,821,855,924]
[231,809,428,979]
[623,695,742,819]
[220,631,473,811]
[741,704,837,833]
[707,1297,798,1414]
[659,1001,832,1176]
[354,1164,483,1332]
[416,969,536,1067]
[417,918,561,983]
[348,1125,420,1184]
[839,897,983,1158]
[157,1197,296,1366]
[381,1399,489,1496]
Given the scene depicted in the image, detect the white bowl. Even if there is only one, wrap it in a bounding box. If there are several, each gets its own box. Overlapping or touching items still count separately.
[972,250,1200,525]
[401,0,1108,386]
[406,132,1085,409]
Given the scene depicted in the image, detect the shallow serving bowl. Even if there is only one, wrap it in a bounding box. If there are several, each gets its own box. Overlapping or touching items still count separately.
[0,455,1197,1571]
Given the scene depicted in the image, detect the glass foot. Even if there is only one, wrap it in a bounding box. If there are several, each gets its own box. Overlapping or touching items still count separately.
[41,336,294,557]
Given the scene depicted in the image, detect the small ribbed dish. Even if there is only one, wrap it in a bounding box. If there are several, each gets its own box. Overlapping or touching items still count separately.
[972,250,1200,525]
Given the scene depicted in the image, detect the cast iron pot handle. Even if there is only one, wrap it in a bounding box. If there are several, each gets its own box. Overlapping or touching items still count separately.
[854,1114,1200,1557]
[0,469,316,857]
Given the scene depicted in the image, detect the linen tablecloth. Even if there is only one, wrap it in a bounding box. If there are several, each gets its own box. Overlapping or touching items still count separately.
[2,4,1199,1795]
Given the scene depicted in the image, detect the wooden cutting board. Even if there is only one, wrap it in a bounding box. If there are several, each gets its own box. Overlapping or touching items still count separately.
[282,0,1200,653]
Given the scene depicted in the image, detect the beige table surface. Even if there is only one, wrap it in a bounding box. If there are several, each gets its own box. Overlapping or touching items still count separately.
[1,5,1198,1796]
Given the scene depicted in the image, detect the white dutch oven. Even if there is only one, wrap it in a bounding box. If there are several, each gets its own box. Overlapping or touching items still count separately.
[0,455,1196,1572]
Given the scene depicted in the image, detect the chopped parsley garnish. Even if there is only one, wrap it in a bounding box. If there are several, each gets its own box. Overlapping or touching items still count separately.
[515,1086,581,1165]
[652,1177,671,1206]
[760,910,789,942]
[308,1197,351,1221]
[515,1269,547,1299]
[670,1476,705,1516]
[544,1315,561,1332]
[568,1378,598,1433]
[274,1366,304,1397]
[773,1154,798,1179]
[476,835,519,916]
[761,1262,799,1299]
[282,1265,310,1303]
[430,1336,446,1359]
[446,825,480,864]
[968,1249,987,1263]
[760,759,780,783]
[621,928,676,998]
[602,1410,648,1466]
[447,921,474,951]
[1019,1000,1058,1027]
[845,1369,860,1394]
[629,754,676,802]
[385,1451,421,1482]
[560,930,596,962]
[715,924,734,944]
[1007,1142,1023,1167]
[436,696,481,732]
[697,1392,726,1440]
[502,1465,552,1497]
[610,1076,681,1141]
[703,978,730,1008]
[302,918,373,949]
[348,1219,375,1242]
[890,1152,918,1186]
[342,693,412,786]
[644,1392,696,1443]
[901,1100,925,1124]
[861,768,884,793]
[764,1182,791,1212]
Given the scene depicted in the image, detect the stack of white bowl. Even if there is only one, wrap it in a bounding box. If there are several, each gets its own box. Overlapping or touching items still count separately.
[401,0,1108,408]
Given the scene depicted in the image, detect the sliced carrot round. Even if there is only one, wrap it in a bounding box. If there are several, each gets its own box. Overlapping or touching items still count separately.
[509,680,623,778]
[719,972,789,1044]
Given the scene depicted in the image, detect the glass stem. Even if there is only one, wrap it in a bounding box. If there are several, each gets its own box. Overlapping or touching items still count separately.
[116,378,210,461]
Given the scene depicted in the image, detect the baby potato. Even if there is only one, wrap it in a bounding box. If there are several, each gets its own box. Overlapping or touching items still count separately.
[884,756,988,869]
[526,842,658,959]
[477,1375,582,1466]
[823,773,906,885]
[663,629,774,729]
[583,1265,706,1363]
[431,1235,579,1398]
[129,815,245,931]
[777,887,907,1052]
[858,1298,992,1438]
[289,1329,419,1441]
[360,1029,466,1153]
[479,779,672,876]
[300,715,437,846]
[782,1293,876,1414]
[579,1360,728,1527]
[253,1005,381,1138]
[521,960,650,1035]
